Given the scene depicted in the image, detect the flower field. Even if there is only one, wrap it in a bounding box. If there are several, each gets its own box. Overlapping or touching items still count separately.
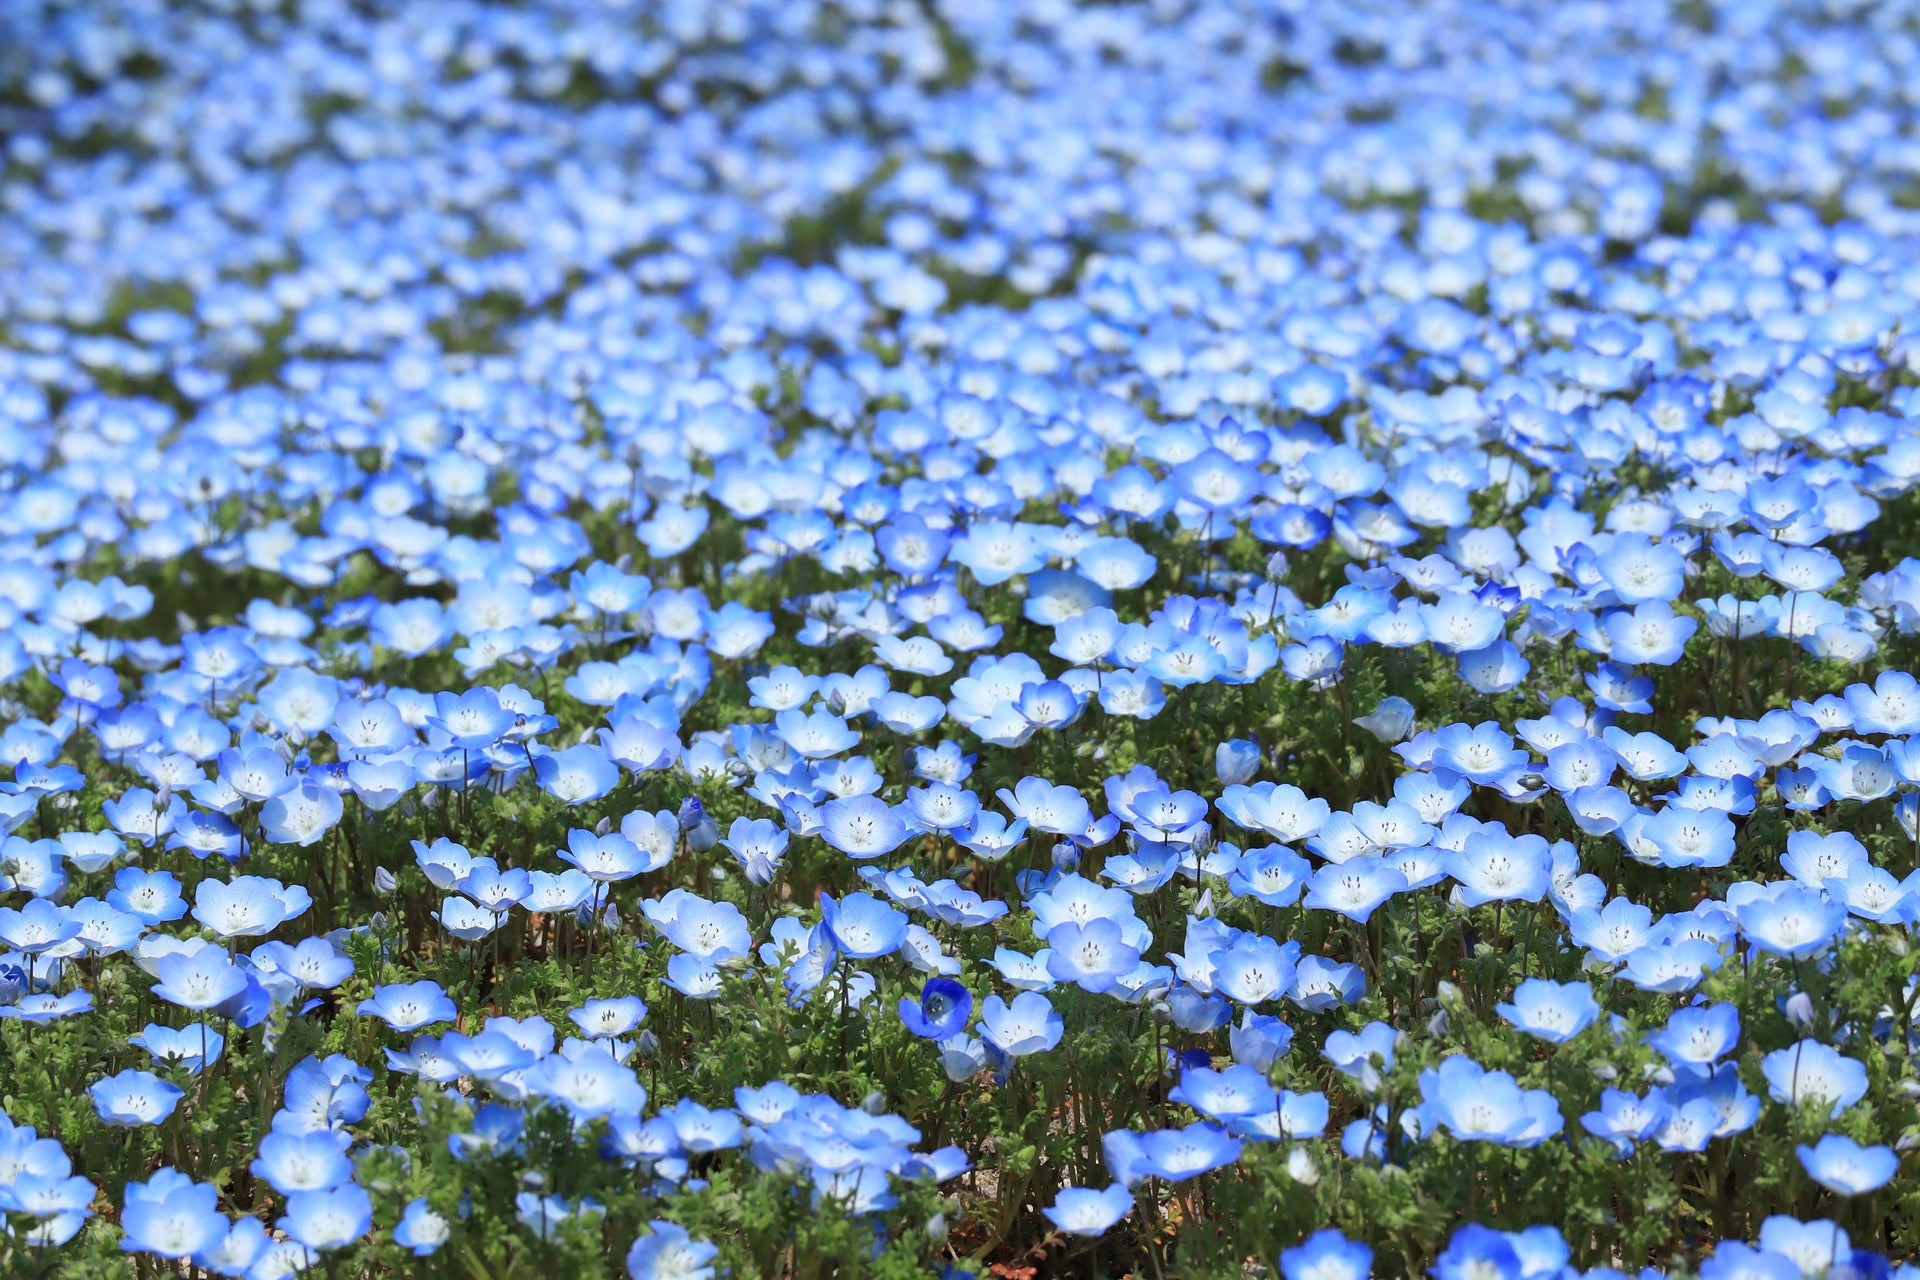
[6,0,1920,1276]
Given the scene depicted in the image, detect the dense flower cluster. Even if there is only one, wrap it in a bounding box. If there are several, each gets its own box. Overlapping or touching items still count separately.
[5,0,1920,1276]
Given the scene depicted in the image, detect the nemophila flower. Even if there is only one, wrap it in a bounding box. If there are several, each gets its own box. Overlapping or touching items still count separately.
[1814,742,1900,803]
[1757,1216,1851,1277]
[980,991,1064,1057]
[129,1023,224,1075]
[89,1069,184,1127]
[251,1129,353,1195]
[1043,1183,1133,1237]
[1696,1242,1799,1280]
[1417,1055,1562,1147]
[1291,955,1368,1011]
[1280,1229,1371,1280]
[1621,806,1736,870]
[0,989,94,1024]
[1046,918,1144,994]
[279,1183,372,1252]
[1580,1088,1672,1158]
[217,745,297,803]
[560,829,650,882]
[1446,832,1551,906]
[1496,979,1599,1043]
[151,946,250,1011]
[1602,602,1698,665]
[1168,1063,1277,1123]
[534,744,619,805]
[1734,883,1847,960]
[821,892,909,959]
[119,1170,226,1258]
[1457,641,1529,694]
[394,1198,451,1257]
[103,787,183,846]
[192,875,310,938]
[358,980,458,1033]
[818,794,910,858]
[1619,938,1725,994]
[599,715,680,773]
[626,1220,719,1280]
[259,781,343,846]
[900,976,972,1039]
[1845,670,1920,736]
[1762,1041,1868,1118]
[1324,1022,1398,1093]
[1353,695,1417,743]
[0,898,80,955]
[1597,536,1686,604]
[1798,1134,1898,1197]
[1647,1003,1740,1067]
[435,898,499,948]
[1587,662,1654,714]
[1219,782,1330,843]
[1135,1123,1241,1182]
[1431,1223,1522,1280]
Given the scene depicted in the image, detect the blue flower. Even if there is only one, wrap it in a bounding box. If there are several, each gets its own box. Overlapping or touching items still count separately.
[1042,1183,1133,1237]
[1761,1041,1868,1118]
[979,991,1064,1058]
[899,977,972,1040]
[119,1170,225,1259]
[819,892,908,959]
[251,1129,353,1195]
[1135,1122,1241,1182]
[1431,1223,1522,1280]
[394,1198,452,1257]
[1646,1003,1740,1068]
[1735,882,1847,960]
[277,1183,372,1253]
[89,1069,184,1128]
[1417,1055,1562,1147]
[533,744,620,806]
[1495,979,1600,1044]
[626,1220,718,1280]
[1798,1134,1897,1197]
[1280,1229,1371,1280]
[357,981,458,1033]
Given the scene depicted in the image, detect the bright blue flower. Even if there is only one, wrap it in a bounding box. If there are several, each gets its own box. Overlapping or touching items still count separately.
[533,744,621,806]
[1431,1223,1523,1280]
[1417,1055,1562,1147]
[979,991,1064,1058]
[394,1198,452,1257]
[1496,979,1600,1044]
[1135,1122,1241,1182]
[1735,882,1847,960]
[277,1183,372,1253]
[89,1069,184,1128]
[357,981,458,1033]
[1761,1041,1868,1118]
[1280,1229,1371,1280]
[251,1129,354,1195]
[1798,1134,1898,1196]
[119,1170,225,1259]
[1646,1003,1740,1067]
[899,977,972,1040]
[1042,1183,1133,1237]
[626,1220,718,1280]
